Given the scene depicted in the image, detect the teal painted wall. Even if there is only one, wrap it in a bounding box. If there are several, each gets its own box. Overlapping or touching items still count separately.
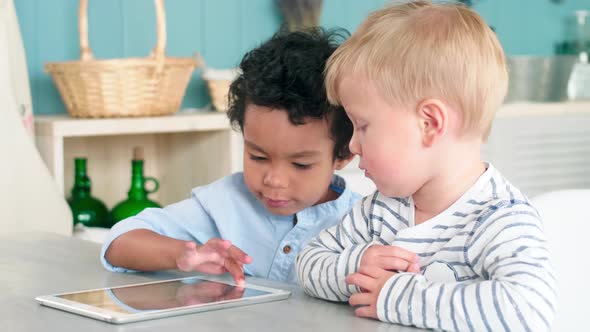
[13,0,590,115]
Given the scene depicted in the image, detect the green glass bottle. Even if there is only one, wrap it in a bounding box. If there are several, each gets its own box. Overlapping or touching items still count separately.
[67,158,109,228]
[109,147,161,226]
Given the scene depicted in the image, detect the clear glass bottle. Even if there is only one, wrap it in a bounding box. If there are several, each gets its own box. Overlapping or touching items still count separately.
[568,10,590,101]
[67,158,109,228]
[109,147,161,226]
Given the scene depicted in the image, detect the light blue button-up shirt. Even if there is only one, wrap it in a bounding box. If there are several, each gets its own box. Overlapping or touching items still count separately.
[100,172,361,284]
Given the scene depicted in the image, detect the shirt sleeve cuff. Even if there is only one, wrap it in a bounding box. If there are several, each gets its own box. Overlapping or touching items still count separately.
[347,242,381,293]
[376,272,415,323]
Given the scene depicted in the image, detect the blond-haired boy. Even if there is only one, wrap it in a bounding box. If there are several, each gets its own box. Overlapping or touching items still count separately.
[296,2,556,331]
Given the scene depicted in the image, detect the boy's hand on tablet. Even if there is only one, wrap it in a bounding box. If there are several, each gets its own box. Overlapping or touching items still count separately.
[175,238,253,285]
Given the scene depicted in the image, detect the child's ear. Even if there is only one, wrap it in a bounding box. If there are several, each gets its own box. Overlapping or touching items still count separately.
[416,99,448,147]
[334,154,355,170]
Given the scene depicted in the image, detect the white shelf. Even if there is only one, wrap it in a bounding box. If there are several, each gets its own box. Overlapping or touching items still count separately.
[34,110,241,235]
[34,111,231,137]
[497,101,590,118]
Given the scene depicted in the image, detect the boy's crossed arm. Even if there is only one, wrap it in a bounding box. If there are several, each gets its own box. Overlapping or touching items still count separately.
[296,196,420,302]
[298,203,557,331]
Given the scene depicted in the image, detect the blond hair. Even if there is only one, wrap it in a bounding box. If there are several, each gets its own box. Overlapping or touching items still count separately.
[325,1,508,139]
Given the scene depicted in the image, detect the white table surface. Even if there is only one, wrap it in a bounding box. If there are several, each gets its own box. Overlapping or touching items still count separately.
[0,232,422,332]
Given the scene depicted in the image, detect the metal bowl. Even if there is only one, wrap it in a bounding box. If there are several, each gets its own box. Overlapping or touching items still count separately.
[506,55,577,102]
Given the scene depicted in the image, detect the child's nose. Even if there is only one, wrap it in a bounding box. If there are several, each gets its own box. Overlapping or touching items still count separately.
[349,133,361,155]
[263,168,288,188]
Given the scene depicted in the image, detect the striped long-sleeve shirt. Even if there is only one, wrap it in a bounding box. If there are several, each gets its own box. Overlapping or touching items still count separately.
[296,164,556,331]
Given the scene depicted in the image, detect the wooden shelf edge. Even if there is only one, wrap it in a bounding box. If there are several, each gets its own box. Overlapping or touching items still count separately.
[34,111,233,137]
[498,101,590,118]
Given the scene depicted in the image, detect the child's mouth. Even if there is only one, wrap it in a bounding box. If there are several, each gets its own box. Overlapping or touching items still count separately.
[264,197,290,208]
[359,166,371,178]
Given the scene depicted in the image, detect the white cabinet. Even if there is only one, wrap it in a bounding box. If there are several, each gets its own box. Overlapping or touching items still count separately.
[35,111,241,234]
[484,102,590,197]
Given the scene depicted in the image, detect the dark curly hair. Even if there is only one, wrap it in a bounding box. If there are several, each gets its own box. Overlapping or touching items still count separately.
[227,27,353,160]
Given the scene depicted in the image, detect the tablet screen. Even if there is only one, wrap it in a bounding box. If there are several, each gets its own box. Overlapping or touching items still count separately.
[58,277,271,314]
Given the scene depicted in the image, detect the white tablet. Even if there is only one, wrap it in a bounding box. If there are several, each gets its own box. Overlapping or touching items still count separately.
[36,275,291,324]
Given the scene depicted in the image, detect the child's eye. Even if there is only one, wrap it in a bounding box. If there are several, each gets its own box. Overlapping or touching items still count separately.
[293,163,311,170]
[357,124,368,132]
[250,155,267,161]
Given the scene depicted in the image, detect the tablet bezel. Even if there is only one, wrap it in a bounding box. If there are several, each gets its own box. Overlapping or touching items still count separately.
[35,275,291,324]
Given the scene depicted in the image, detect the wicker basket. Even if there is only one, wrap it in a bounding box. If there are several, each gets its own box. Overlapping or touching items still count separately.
[201,68,239,112]
[44,0,198,118]
[205,80,231,112]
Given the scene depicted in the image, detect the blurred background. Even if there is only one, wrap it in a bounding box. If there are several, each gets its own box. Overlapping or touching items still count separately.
[14,0,589,115]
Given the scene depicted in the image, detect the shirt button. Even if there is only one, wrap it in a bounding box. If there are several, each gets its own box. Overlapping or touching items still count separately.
[282,245,292,254]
